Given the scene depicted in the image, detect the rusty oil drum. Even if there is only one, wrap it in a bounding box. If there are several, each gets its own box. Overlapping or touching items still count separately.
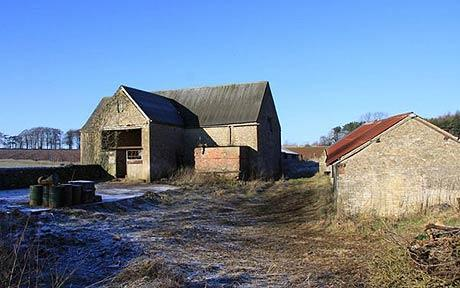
[49,185,65,208]
[29,185,43,207]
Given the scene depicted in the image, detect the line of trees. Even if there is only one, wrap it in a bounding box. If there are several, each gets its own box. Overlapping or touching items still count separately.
[0,127,81,150]
[314,112,388,146]
[429,111,460,138]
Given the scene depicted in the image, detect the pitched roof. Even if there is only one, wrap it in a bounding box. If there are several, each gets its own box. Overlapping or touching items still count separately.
[154,81,268,127]
[287,146,327,160]
[121,86,184,127]
[326,113,412,165]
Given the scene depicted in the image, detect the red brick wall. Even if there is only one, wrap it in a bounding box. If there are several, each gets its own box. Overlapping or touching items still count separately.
[194,146,248,176]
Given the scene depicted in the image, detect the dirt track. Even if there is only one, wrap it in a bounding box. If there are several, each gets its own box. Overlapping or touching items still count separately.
[2,177,370,287]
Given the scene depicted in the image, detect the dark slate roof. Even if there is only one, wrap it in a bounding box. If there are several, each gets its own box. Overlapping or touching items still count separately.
[154,81,268,127]
[121,86,184,127]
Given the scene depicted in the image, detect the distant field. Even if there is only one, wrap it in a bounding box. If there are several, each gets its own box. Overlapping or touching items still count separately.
[0,149,80,164]
[0,159,73,168]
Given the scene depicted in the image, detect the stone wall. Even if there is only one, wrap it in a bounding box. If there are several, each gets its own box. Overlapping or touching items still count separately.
[0,165,112,190]
[149,123,184,179]
[334,118,460,216]
[256,88,281,178]
[81,89,151,180]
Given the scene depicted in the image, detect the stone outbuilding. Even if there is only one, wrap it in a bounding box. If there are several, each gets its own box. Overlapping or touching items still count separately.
[286,146,328,174]
[80,81,281,181]
[326,113,460,216]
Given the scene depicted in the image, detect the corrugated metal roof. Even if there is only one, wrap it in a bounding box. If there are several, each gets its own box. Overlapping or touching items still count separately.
[154,81,268,127]
[121,86,184,127]
[326,113,412,165]
[287,146,327,159]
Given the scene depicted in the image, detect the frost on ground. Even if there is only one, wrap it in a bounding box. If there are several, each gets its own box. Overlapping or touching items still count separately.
[1,176,374,287]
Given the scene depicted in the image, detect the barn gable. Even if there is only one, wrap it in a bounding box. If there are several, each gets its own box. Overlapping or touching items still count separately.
[332,114,460,216]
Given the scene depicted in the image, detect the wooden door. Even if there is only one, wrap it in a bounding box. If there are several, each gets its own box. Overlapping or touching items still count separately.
[116,150,127,178]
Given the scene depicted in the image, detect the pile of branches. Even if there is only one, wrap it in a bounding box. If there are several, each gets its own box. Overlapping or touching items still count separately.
[409,223,460,281]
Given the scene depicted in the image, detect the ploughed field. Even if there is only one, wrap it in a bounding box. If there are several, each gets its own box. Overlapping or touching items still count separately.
[0,149,80,167]
[2,176,459,287]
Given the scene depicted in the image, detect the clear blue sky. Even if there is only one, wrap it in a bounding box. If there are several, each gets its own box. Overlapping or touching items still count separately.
[1,1,459,144]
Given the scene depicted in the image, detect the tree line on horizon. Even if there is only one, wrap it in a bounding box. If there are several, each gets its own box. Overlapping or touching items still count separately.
[311,111,460,147]
[0,128,81,150]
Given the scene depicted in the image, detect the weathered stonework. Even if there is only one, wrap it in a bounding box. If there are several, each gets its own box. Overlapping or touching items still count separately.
[81,82,282,181]
[81,89,151,181]
[333,118,460,216]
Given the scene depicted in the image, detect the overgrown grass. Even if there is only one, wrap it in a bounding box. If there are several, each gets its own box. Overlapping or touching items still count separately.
[328,209,460,287]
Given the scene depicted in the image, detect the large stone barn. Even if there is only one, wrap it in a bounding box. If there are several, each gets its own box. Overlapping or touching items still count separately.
[80,81,281,181]
[326,113,460,216]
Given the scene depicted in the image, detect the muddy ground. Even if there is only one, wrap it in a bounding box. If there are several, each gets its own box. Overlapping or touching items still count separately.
[2,176,372,287]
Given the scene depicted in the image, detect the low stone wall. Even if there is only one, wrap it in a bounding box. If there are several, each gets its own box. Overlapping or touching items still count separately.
[0,165,112,190]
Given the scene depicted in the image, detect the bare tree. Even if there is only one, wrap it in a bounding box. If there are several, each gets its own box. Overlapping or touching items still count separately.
[74,129,81,149]
[360,112,388,123]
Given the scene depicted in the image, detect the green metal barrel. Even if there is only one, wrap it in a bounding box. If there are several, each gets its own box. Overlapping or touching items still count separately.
[71,185,82,205]
[43,186,50,207]
[61,184,73,206]
[49,185,65,208]
[29,185,43,207]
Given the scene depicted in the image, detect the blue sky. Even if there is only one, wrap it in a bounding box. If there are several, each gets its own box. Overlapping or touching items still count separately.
[0,1,459,144]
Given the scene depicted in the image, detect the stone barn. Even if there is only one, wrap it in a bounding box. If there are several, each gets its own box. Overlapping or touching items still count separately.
[80,81,281,181]
[326,113,460,216]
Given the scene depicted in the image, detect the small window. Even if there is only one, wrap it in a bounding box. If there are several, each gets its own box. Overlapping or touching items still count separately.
[117,100,124,113]
[127,150,142,160]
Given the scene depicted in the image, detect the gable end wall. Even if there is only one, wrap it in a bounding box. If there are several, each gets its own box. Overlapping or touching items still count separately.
[80,90,151,180]
[335,118,460,216]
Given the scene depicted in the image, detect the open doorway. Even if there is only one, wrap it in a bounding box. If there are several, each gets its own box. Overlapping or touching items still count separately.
[102,128,142,179]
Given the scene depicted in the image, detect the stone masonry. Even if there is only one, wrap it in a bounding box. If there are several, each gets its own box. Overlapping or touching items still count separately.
[333,117,460,216]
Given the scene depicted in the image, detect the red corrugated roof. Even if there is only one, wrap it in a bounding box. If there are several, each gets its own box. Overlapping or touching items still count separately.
[326,113,412,165]
[286,146,327,160]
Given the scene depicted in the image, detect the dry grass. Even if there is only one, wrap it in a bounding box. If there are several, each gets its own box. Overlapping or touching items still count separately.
[328,210,460,288]
[107,258,185,288]
[163,173,460,286]
[0,211,73,288]
[3,172,459,287]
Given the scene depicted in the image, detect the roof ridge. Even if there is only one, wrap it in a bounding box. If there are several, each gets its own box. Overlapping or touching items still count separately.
[326,113,412,165]
[153,80,268,93]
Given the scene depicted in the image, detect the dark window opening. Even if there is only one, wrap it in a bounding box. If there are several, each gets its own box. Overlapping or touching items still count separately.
[127,150,142,160]
[101,129,141,150]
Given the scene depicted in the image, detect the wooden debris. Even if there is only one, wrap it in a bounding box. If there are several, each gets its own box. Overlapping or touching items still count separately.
[409,223,460,281]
